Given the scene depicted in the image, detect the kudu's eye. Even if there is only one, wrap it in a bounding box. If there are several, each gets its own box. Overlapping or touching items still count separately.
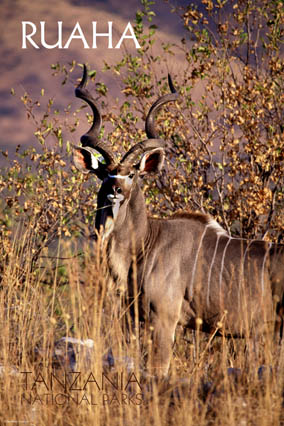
[128,173,135,179]
[116,187,122,194]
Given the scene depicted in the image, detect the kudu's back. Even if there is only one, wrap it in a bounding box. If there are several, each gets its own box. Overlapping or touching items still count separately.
[137,212,284,338]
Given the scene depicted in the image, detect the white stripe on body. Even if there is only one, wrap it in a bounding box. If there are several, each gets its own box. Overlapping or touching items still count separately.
[219,237,232,307]
[207,234,221,307]
[261,242,271,294]
[189,225,209,299]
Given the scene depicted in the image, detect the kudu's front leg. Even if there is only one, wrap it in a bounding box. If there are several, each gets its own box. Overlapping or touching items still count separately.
[147,308,180,379]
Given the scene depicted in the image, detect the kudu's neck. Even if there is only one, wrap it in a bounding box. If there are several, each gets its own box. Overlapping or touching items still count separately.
[112,181,148,253]
[104,182,149,291]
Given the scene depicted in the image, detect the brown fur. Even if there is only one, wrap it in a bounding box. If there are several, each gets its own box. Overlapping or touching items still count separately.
[170,210,210,224]
[73,68,284,379]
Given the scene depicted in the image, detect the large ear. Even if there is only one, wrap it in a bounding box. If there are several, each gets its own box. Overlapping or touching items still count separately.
[72,146,107,180]
[139,148,165,176]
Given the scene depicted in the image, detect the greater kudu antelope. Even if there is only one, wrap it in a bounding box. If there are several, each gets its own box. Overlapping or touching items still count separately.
[72,65,284,377]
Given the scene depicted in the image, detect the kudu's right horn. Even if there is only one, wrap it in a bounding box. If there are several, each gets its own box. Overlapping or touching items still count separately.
[120,74,179,167]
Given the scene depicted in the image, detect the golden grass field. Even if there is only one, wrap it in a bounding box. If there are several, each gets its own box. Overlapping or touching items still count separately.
[0,223,283,426]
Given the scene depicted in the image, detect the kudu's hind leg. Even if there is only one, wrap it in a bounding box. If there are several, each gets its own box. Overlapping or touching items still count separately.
[273,289,284,342]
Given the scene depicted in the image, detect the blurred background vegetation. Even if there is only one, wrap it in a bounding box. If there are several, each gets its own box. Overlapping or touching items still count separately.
[1,0,283,261]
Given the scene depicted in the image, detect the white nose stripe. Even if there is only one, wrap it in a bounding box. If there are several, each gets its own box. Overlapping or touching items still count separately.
[108,174,133,186]
[108,174,128,179]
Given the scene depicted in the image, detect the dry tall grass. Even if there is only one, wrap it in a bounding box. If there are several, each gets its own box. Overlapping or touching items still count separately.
[0,224,283,426]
